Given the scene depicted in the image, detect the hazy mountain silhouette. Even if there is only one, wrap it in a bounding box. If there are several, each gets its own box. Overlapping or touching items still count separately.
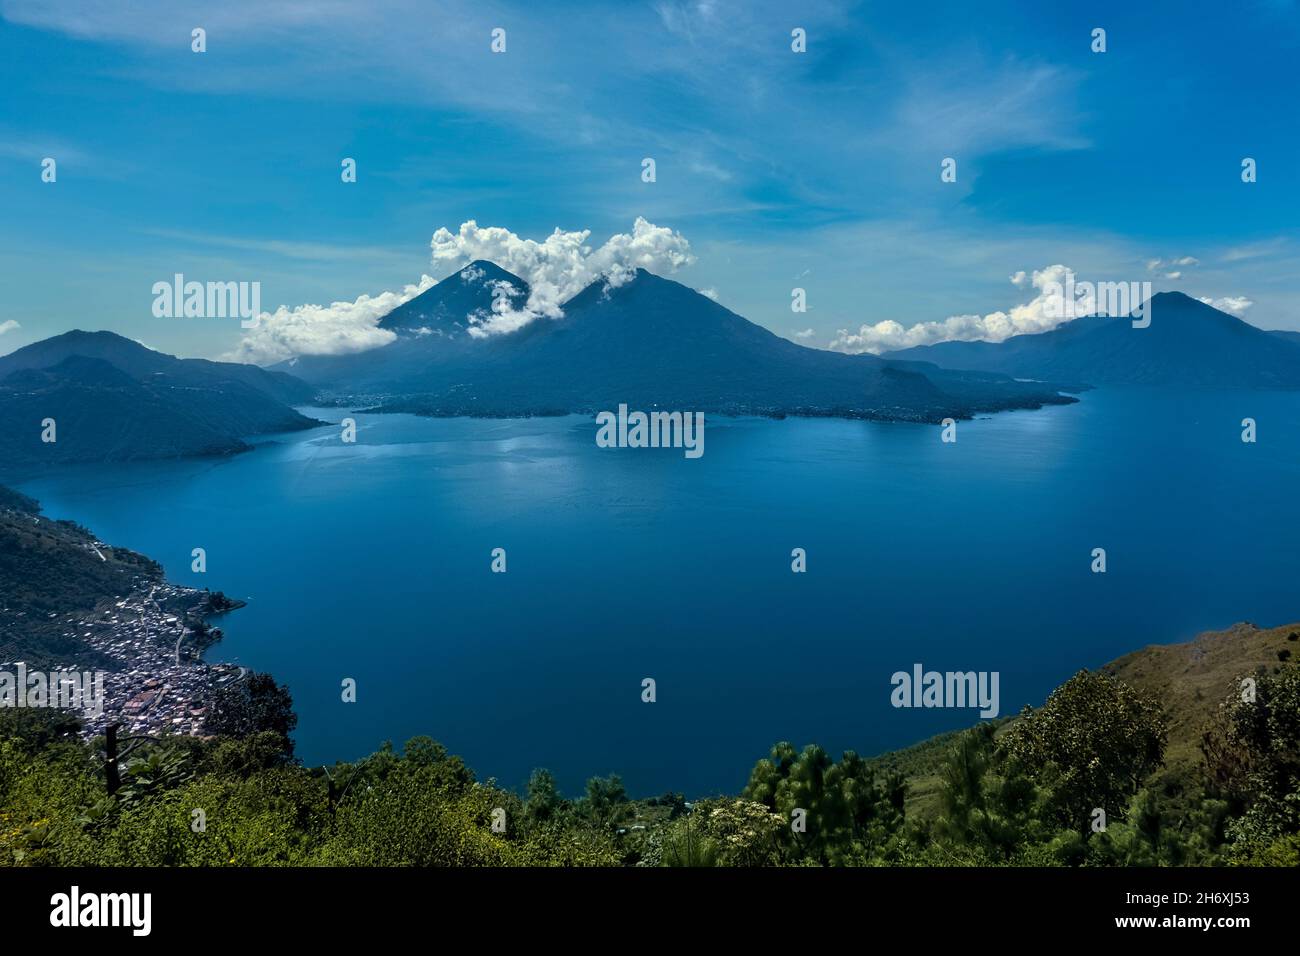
[887,292,1300,388]
[0,329,314,404]
[0,335,320,470]
[287,267,1076,420]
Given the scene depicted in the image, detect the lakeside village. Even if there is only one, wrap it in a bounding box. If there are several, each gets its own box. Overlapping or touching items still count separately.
[1,577,246,740]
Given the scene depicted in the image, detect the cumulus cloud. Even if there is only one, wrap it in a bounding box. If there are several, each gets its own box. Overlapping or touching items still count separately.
[464,279,533,338]
[1198,295,1253,316]
[830,265,1090,355]
[793,328,815,340]
[0,320,20,336]
[226,276,435,365]
[231,218,694,361]
[430,217,694,336]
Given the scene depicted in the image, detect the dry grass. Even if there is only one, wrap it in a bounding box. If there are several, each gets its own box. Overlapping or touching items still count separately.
[1101,620,1299,771]
[880,621,1300,820]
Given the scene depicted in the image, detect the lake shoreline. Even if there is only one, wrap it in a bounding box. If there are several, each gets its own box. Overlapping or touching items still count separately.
[10,387,1300,796]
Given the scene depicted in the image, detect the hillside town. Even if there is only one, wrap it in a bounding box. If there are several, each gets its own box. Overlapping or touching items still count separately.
[1,576,245,739]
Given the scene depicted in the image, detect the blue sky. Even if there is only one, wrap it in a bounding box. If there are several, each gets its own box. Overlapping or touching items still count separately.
[1,0,1297,362]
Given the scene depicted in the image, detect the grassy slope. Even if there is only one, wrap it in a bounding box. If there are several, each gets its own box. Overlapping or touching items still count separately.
[874,621,1300,820]
[1101,621,1299,770]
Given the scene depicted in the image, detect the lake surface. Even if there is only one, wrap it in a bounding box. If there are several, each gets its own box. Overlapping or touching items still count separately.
[16,387,1300,797]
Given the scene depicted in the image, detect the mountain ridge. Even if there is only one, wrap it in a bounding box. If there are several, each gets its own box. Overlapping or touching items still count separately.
[286,267,1077,421]
[0,333,322,471]
[0,329,315,405]
[885,291,1300,388]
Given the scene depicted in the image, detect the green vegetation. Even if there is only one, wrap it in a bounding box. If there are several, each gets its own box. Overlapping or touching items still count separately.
[2,487,1295,868]
[0,486,39,514]
[0,721,621,867]
[1,489,160,669]
[2,624,1298,867]
[0,486,227,669]
[205,673,298,746]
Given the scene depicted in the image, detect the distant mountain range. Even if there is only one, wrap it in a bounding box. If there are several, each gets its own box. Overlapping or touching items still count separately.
[7,273,1297,472]
[280,261,1077,420]
[886,292,1300,389]
[1,330,313,404]
[0,331,320,470]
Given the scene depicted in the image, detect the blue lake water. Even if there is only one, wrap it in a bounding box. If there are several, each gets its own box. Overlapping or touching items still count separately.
[15,387,1300,797]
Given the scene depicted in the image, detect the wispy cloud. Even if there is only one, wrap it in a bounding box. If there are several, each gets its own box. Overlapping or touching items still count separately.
[0,135,90,165]
[1222,238,1290,262]
[141,229,409,263]
[3,0,1090,228]
[890,61,1090,156]
[1146,255,1198,279]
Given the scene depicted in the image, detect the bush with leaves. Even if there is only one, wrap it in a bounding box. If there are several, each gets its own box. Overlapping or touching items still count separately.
[1001,671,1166,835]
[205,672,297,752]
[690,798,787,866]
[1201,662,1300,859]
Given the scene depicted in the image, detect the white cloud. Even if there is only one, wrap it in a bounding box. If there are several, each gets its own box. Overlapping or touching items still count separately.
[0,138,89,164]
[699,288,719,301]
[225,276,435,365]
[465,279,532,338]
[0,320,20,336]
[793,328,815,340]
[1146,255,1198,279]
[1222,239,1288,263]
[1197,295,1253,317]
[229,218,695,359]
[689,159,732,182]
[430,217,694,337]
[830,265,1089,355]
